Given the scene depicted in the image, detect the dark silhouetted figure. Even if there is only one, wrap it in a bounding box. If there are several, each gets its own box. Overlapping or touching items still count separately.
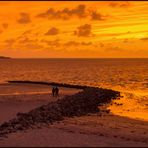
[52,86,55,97]
[55,86,59,97]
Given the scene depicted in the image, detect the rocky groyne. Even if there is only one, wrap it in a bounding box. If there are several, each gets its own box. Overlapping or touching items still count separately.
[0,81,120,137]
[8,80,91,89]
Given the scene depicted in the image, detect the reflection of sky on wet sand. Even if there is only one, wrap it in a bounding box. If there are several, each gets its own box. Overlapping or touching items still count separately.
[108,90,148,121]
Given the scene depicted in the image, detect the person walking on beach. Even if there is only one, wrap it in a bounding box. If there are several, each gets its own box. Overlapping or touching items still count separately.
[55,86,59,97]
[52,86,55,97]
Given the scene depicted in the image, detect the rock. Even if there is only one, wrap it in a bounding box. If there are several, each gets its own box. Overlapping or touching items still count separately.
[106,109,110,114]
[0,122,10,128]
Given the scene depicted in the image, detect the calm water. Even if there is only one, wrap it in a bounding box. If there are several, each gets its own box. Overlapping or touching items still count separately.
[0,58,148,121]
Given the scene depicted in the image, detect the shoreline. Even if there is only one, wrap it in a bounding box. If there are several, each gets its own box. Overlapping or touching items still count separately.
[0,82,120,136]
[0,82,147,147]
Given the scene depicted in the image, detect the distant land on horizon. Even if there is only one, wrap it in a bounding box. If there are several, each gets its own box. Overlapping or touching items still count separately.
[0,56,11,59]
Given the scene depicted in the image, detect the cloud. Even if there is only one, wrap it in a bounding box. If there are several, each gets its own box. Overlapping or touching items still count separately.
[4,39,16,50]
[4,37,42,52]
[2,23,8,29]
[99,42,104,47]
[140,37,148,41]
[42,39,60,47]
[17,13,31,24]
[64,41,92,46]
[24,43,43,50]
[109,2,130,8]
[105,46,124,52]
[91,11,104,20]
[18,37,37,44]
[5,39,15,46]
[42,39,92,47]
[45,27,59,35]
[74,24,92,37]
[123,39,129,43]
[98,31,131,37]
[64,41,80,46]
[81,41,92,46]
[36,4,105,21]
[22,30,32,35]
[37,4,86,20]
[70,4,86,18]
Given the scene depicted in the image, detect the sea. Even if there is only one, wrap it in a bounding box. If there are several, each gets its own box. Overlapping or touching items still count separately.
[0,58,148,121]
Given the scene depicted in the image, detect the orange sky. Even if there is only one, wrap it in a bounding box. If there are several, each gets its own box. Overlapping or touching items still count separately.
[0,1,148,58]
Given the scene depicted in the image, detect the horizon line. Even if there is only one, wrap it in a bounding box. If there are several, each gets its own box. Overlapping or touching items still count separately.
[2,57,148,59]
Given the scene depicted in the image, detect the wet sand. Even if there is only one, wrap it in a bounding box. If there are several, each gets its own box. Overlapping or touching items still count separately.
[0,83,80,124]
[0,113,147,147]
[0,83,148,147]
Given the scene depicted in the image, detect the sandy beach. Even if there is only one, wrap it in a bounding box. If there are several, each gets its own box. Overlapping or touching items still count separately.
[0,83,80,124]
[0,83,148,147]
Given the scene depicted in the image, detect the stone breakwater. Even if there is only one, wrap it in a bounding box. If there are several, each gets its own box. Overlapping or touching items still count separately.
[0,82,120,137]
[8,80,90,89]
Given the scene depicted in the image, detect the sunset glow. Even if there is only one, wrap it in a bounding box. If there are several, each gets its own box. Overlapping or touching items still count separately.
[0,1,148,58]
